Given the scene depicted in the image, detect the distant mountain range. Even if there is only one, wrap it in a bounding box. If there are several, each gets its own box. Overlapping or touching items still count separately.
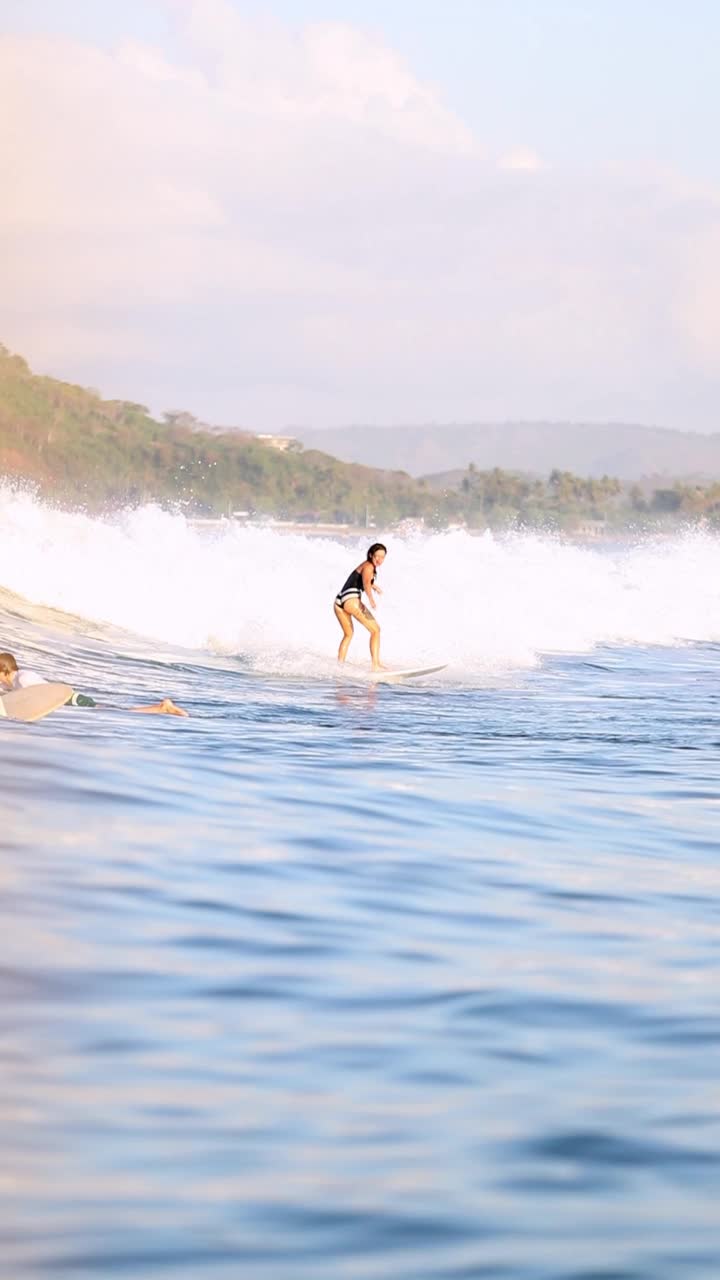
[4,343,720,530]
[296,422,720,482]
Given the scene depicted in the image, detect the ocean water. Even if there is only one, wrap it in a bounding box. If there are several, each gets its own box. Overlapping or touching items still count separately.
[1,483,720,1280]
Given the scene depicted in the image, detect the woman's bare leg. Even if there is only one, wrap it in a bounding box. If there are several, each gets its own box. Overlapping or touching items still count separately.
[369,627,382,670]
[343,600,383,670]
[334,602,354,662]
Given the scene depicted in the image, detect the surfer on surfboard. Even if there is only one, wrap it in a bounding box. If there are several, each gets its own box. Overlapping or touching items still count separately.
[0,652,189,716]
[334,543,387,671]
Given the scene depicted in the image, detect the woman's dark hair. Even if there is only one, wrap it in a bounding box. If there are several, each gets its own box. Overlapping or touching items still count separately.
[366,543,387,563]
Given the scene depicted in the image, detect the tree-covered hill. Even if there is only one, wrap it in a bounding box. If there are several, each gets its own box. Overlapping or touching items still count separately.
[0,347,432,523]
[3,347,720,531]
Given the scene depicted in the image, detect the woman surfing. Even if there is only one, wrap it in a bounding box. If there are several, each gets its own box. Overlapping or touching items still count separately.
[333,543,387,671]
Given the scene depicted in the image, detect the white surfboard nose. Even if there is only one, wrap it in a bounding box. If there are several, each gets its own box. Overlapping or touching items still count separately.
[368,664,448,683]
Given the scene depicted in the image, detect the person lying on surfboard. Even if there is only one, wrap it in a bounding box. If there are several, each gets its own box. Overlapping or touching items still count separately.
[333,542,387,671]
[0,652,189,716]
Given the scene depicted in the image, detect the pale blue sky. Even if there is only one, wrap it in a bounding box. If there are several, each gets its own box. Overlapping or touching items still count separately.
[7,0,720,178]
[2,0,720,429]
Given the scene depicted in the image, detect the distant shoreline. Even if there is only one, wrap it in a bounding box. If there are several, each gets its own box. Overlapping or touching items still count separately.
[187,516,640,545]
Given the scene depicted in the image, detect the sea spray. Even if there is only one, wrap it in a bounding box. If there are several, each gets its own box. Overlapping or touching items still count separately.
[1,483,719,678]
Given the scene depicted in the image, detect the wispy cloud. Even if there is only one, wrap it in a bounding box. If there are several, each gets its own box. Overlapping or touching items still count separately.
[1,1,719,428]
[498,147,543,173]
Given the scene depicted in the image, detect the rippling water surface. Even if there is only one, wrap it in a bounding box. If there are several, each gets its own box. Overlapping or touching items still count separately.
[2,495,720,1279]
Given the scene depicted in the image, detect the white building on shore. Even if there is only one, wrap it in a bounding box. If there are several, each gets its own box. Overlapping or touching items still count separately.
[255,434,299,452]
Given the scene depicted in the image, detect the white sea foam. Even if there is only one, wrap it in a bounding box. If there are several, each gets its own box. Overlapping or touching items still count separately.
[1,483,719,677]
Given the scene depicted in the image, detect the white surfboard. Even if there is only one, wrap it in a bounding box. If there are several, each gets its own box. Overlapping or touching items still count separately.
[0,683,73,723]
[367,664,447,684]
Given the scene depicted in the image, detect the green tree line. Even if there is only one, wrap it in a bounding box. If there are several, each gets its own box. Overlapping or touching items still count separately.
[456,464,720,529]
[2,347,720,529]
